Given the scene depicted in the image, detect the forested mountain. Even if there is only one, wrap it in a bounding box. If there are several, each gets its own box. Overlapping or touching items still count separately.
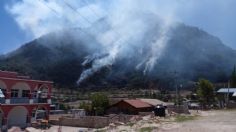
[1,17,235,90]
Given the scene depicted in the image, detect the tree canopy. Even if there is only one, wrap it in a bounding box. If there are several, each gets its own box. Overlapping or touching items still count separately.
[197,79,215,107]
[230,65,236,87]
[90,92,109,115]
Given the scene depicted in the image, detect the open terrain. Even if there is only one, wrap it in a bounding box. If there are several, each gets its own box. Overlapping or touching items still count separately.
[26,110,236,132]
[102,110,236,132]
[168,110,236,132]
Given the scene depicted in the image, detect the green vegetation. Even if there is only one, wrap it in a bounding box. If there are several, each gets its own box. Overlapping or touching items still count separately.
[79,101,92,113]
[197,79,215,108]
[175,115,197,122]
[96,129,107,132]
[230,66,236,87]
[90,92,109,116]
[127,122,135,127]
[59,103,69,111]
[1,24,235,91]
[139,127,157,132]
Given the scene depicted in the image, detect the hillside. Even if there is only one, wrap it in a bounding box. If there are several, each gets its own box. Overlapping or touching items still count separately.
[0,18,236,90]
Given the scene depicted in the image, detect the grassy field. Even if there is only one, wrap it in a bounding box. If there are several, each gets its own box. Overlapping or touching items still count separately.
[174,115,198,122]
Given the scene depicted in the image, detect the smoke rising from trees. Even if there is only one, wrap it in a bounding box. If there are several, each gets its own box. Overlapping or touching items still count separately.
[6,0,236,86]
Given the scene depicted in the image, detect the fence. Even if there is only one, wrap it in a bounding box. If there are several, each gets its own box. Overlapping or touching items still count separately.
[167,105,190,114]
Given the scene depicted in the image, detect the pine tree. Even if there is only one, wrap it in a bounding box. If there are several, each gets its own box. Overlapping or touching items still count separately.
[230,65,236,87]
[197,79,214,108]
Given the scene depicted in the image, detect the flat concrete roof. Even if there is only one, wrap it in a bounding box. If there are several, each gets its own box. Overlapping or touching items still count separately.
[217,88,236,93]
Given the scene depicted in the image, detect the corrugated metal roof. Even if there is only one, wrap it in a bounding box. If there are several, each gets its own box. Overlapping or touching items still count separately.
[217,88,236,93]
[233,92,236,97]
[123,99,152,108]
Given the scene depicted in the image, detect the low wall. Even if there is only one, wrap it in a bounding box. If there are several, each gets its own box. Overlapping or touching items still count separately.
[58,116,109,128]
[228,102,236,108]
[167,105,190,114]
[50,114,136,128]
[139,112,155,117]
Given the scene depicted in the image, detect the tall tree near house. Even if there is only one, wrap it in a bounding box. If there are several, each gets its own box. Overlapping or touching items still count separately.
[197,79,215,108]
[90,92,109,116]
[230,65,236,87]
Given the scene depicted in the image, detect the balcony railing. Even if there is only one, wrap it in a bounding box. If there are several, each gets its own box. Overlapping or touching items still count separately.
[10,98,29,104]
[37,98,48,103]
[33,98,38,103]
[0,98,48,104]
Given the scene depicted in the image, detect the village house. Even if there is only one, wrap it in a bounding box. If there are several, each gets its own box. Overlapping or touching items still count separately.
[217,88,236,99]
[217,88,236,108]
[0,70,52,130]
[106,99,154,115]
[139,98,172,107]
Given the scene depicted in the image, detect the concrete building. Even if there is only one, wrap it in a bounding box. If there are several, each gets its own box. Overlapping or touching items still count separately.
[0,70,52,130]
[217,88,236,97]
[217,88,236,108]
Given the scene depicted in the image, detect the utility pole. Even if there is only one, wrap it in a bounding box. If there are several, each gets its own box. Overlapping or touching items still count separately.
[179,84,183,105]
[174,71,178,106]
[227,80,230,107]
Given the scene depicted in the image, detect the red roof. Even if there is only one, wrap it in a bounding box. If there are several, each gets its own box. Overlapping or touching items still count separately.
[0,70,53,84]
[123,99,152,108]
[0,70,18,78]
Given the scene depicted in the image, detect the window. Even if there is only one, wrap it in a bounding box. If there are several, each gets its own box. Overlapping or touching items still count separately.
[2,89,6,96]
[11,89,19,98]
[33,91,38,98]
[0,88,6,96]
[22,90,30,98]
[0,88,6,97]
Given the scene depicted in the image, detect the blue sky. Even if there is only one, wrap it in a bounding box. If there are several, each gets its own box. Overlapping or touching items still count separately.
[1,0,236,54]
[0,0,29,53]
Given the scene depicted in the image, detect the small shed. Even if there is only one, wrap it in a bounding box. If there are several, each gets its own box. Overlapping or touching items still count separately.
[217,88,236,99]
[217,88,236,108]
[217,88,236,96]
[106,99,153,115]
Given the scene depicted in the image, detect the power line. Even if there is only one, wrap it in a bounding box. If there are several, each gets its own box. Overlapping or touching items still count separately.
[39,1,141,64]
[38,0,61,17]
[38,0,100,48]
[62,0,129,54]
[62,0,93,25]
[38,0,125,64]
[39,0,134,52]
[81,0,124,37]
[81,0,100,19]
[38,0,122,50]
[80,0,135,46]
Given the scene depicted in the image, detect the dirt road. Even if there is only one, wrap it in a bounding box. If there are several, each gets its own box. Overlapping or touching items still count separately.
[28,110,236,132]
[164,110,236,132]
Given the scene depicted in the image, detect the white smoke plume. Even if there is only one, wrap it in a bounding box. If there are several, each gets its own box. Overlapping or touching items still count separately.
[6,0,183,86]
[5,0,106,38]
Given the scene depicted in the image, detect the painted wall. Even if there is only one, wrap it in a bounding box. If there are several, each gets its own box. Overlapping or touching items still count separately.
[8,106,28,128]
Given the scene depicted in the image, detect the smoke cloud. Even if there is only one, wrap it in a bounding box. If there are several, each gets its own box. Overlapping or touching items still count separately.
[5,0,106,38]
[7,0,233,85]
[6,0,180,85]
